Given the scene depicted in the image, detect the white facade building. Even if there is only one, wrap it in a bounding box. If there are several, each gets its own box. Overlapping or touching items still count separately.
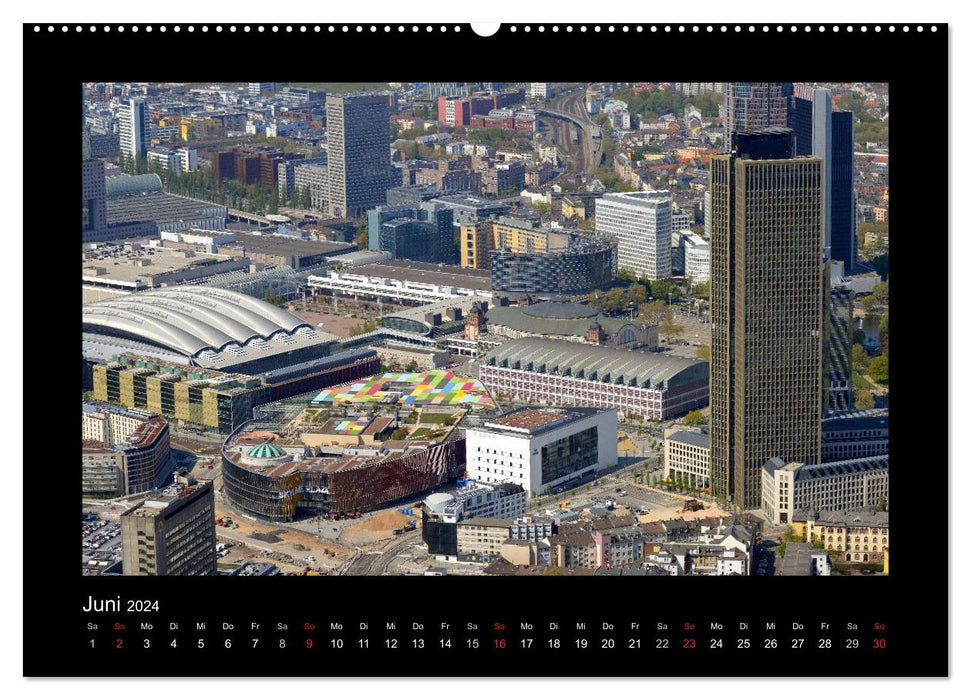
[465,407,618,496]
[683,233,710,284]
[595,191,673,280]
[529,83,550,99]
[118,98,147,163]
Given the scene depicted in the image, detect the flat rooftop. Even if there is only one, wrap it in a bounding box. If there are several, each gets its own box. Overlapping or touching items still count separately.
[482,406,603,435]
[222,232,355,258]
[352,260,492,290]
[82,245,244,284]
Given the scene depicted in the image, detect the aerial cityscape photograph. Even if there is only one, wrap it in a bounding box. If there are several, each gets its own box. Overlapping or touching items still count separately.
[80,80,891,579]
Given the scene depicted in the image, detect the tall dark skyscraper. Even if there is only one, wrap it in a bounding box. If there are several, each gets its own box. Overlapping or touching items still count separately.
[723,83,793,147]
[709,128,824,509]
[792,86,857,271]
[326,93,392,218]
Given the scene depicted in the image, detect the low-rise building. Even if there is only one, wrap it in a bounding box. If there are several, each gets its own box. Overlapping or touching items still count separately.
[456,517,514,561]
[663,427,711,489]
[800,510,889,565]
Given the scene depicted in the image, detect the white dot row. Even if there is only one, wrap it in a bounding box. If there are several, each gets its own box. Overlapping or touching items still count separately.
[32,24,939,34]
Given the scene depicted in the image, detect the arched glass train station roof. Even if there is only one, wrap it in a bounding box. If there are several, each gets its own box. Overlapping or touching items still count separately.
[82,286,318,359]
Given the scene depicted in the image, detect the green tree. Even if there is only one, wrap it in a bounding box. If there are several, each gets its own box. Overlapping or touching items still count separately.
[852,344,870,374]
[691,282,710,298]
[878,314,889,353]
[856,389,875,410]
[683,409,708,426]
[638,299,671,327]
[859,295,879,313]
[868,354,889,384]
[660,318,684,337]
[267,187,280,215]
[696,344,710,361]
[355,221,369,250]
[872,280,889,304]
[878,496,888,512]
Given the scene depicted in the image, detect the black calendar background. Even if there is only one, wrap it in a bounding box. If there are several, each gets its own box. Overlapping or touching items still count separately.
[22,22,948,677]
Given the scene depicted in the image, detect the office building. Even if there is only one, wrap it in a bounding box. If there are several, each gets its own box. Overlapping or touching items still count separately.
[709,128,824,508]
[595,191,673,281]
[120,481,217,576]
[824,284,854,413]
[465,407,618,495]
[663,428,711,489]
[82,160,109,241]
[671,231,710,284]
[792,86,857,270]
[81,402,171,497]
[820,411,888,462]
[761,455,888,526]
[723,82,793,145]
[480,338,709,421]
[372,202,458,264]
[119,98,147,164]
[326,94,392,218]
[490,238,617,295]
[290,158,329,210]
[91,356,271,435]
[422,482,527,557]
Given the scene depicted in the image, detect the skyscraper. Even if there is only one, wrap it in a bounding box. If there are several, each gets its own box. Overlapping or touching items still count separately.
[723,83,793,147]
[326,93,392,218]
[824,277,855,414]
[595,191,672,281]
[82,159,108,242]
[709,128,824,509]
[118,98,147,165]
[830,110,858,271]
[792,86,857,270]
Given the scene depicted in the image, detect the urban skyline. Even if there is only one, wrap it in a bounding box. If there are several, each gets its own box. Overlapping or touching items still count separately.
[81,80,890,578]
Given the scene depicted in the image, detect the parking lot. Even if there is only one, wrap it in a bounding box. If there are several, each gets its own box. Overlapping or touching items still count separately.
[81,512,122,574]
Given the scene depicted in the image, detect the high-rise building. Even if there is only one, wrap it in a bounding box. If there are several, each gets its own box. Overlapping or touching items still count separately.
[376,202,458,264]
[723,83,793,147]
[595,191,672,281]
[120,481,217,576]
[82,160,109,241]
[830,110,858,270]
[326,94,392,218]
[709,128,824,509]
[791,86,856,270]
[118,98,147,164]
[824,281,855,413]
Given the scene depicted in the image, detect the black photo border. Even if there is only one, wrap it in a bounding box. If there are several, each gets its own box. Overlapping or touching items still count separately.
[23,22,947,678]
